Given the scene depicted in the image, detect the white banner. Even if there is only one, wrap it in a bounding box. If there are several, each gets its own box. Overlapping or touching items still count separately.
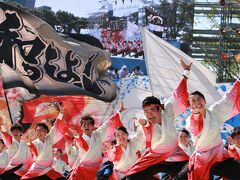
[141,28,221,105]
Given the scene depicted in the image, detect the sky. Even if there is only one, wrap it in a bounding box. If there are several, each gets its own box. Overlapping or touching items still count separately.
[35,0,156,18]
[34,0,227,29]
[35,0,103,17]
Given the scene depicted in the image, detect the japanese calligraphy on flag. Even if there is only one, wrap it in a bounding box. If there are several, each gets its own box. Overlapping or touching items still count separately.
[0,2,117,102]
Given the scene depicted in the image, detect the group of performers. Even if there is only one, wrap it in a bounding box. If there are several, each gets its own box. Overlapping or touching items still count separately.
[0,60,239,180]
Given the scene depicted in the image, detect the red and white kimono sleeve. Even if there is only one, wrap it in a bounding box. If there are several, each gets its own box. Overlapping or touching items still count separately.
[96,111,123,142]
[228,144,240,160]
[210,80,240,123]
[50,113,69,145]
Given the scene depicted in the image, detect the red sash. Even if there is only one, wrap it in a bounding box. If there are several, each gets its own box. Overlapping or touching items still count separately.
[142,121,153,148]
[75,134,89,152]
[189,113,203,136]
[28,141,38,157]
[113,145,123,162]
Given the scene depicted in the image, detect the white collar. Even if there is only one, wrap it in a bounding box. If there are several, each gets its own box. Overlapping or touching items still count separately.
[82,133,92,142]
[13,138,20,145]
[37,138,44,145]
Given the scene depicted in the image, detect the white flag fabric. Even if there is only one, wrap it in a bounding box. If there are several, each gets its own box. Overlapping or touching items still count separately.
[122,21,140,41]
[141,28,221,105]
[74,75,152,132]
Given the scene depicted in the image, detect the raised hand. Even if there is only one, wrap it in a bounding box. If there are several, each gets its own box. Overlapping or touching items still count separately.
[103,141,113,150]
[133,122,139,132]
[226,136,234,145]
[119,101,127,113]
[138,118,147,126]
[180,59,192,71]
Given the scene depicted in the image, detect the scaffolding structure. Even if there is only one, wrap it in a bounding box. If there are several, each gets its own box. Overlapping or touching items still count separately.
[192,1,240,82]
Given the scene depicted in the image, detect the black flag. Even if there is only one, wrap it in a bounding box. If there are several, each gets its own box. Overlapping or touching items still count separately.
[145,7,164,38]
[0,3,117,102]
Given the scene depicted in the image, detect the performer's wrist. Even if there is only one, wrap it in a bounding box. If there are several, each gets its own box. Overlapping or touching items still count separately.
[182,70,190,79]
[229,144,235,149]
[58,112,64,120]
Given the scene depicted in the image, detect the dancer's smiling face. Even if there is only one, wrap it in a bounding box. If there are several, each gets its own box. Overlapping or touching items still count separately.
[81,119,94,137]
[115,129,128,147]
[189,94,206,114]
[143,104,162,124]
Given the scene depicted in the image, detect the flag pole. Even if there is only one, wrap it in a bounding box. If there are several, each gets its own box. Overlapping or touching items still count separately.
[0,63,13,124]
[3,90,13,124]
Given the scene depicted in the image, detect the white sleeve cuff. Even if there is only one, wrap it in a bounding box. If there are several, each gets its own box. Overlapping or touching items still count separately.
[74,135,79,139]
[183,70,190,78]
[229,144,235,149]
[57,112,64,120]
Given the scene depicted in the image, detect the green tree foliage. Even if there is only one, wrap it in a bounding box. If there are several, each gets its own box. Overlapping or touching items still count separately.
[56,11,79,33]
[159,0,194,42]
[4,1,88,33]
[38,7,57,28]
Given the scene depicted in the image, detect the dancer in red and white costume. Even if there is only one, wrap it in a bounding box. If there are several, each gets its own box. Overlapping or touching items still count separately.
[125,60,191,179]
[161,129,194,179]
[22,103,68,180]
[69,105,124,180]
[176,80,240,180]
[0,122,32,179]
[52,148,71,176]
[227,126,240,160]
[106,126,145,179]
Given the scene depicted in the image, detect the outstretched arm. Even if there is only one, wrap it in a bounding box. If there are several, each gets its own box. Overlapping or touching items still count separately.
[165,59,192,117]
[47,103,68,144]
[180,59,192,80]
[210,79,240,123]
[97,101,125,142]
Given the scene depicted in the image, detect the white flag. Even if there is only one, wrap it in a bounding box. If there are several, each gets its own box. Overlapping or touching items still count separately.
[122,21,139,41]
[141,28,221,105]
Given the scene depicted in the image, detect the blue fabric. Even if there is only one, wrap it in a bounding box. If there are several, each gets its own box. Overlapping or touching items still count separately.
[96,161,114,180]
